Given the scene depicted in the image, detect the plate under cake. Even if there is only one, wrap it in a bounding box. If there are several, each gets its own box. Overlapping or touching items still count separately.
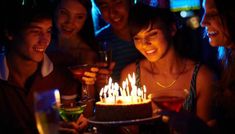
[95,99,152,121]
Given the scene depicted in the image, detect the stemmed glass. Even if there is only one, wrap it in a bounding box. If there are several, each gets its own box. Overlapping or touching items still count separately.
[152,89,189,134]
[98,41,112,69]
[68,64,95,101]
[97,41,112,86]
[57,101,86,122]
[152,89,189,112]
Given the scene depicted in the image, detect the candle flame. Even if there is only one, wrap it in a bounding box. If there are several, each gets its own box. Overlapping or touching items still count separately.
[99,73,150,104]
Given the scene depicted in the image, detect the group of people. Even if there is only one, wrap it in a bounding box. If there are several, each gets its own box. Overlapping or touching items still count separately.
[0,0,234,133]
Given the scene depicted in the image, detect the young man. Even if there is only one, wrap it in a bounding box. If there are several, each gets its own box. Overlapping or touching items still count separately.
[0,2,96,132]
[94,0,142,82]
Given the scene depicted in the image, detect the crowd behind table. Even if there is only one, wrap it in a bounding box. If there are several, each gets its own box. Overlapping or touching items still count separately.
[0,0,235,133]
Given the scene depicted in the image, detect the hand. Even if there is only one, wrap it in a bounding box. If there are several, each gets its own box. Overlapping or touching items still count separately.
[158,109,212,134]
[59,114,88,134]
[96,62,115,89]
[82,67,99,85]
[76,114,89,131]
[59,121,78,134]
[68,65,99,85]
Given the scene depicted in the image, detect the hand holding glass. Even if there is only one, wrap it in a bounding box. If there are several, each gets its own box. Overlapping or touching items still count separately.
[68,64,97,100]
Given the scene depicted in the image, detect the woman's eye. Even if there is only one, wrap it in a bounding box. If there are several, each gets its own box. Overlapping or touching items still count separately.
[30,30,40,34]
[148,32,157,39]
[59,10,67,16]
[133,37,141,41]
[77,15,85,20]
[47,28,52,34]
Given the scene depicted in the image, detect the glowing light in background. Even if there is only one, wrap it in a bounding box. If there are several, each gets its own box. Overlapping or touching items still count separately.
[170,0,200,12]
[134,0,137,4]
[22,0,25,5]
[91,0,100,32]
[186,16,200,29]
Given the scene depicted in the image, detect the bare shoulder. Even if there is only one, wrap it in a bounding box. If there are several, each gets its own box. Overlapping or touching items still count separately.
[186,60,217,91]
[187,60,216,80]
[197,64,217,81]
[196,63,217,94]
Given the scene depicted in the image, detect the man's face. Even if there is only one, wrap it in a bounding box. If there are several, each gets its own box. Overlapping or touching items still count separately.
[13,19,52,63]
[95,0,130,31]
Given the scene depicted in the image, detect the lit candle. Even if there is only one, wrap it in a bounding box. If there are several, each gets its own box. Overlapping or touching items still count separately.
[137,88,142,102]
[54,89,61,107]
[104,86,108,99]
[126,79,130,96]
[143,85,147,100]
[99,88,104,102]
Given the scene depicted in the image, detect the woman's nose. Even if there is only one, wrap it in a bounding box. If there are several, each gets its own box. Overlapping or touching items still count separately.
[201,15,209,27]
[141,38,151,48]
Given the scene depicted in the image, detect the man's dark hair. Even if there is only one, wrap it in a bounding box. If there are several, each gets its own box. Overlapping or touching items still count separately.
[4,1,53,36]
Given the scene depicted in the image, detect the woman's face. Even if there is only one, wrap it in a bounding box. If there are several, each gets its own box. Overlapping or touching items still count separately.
[133,23,173,62]
[201,0,231,47]
[56,0,87,39]
[95,0,130,32]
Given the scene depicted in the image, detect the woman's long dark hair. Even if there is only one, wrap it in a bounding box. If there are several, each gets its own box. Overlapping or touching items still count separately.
[211,0,235,126]
[53,0,98,51]
[128,3,196,59]
[213,0,235,90]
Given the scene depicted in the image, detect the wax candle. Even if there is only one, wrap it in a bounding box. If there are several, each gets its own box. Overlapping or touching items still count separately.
[54,89,61,107]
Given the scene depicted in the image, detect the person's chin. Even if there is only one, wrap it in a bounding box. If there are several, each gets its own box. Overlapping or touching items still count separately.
[209,40,220,47]
[111,21,126,30]
[61,32,73,39]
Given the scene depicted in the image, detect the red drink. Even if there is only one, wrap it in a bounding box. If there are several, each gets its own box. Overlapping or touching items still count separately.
[68,64,93,81]
[152,96,185,112]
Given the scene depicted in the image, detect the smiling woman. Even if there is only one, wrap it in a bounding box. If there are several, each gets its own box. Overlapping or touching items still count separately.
[47,0,98,67]
[120,4,217,133]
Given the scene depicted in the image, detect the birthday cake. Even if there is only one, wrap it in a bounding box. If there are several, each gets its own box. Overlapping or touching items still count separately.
[94,73,152,121]
[95,99,152,121]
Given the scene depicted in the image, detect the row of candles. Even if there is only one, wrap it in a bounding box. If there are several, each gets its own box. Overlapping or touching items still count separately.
[54,73,149,105]
[99,73,148,104]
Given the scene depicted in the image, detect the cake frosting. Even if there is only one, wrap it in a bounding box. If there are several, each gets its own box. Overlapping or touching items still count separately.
[95,73,152,121]
[95,99,152,121]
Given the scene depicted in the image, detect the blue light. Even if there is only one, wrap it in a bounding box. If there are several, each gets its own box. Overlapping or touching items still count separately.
[91,0,100,32]
[180,11,187,18]
[134,0,137,4]
[170,0,200,12]
[218,46,226,60]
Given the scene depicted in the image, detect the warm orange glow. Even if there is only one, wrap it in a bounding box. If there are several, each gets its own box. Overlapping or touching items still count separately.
[99,73,151,104]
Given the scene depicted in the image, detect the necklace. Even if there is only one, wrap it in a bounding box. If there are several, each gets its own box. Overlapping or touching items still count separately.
[151,61,186,89]
[156,79,177,88]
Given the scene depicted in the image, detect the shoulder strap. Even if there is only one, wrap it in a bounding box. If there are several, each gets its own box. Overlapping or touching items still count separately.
[183,63,201,112]
[135,60,141,88]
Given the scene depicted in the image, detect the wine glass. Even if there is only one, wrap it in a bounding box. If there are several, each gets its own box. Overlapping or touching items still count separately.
[98,41,112,69]
[57,101,86,122]
[68,64,95,100]
[152,89,189,112]
[98,50,112,68]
